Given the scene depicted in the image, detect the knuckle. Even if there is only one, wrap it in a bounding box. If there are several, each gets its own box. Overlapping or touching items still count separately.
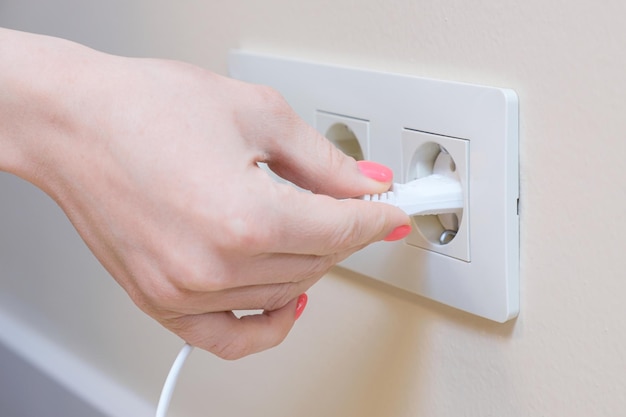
[131,266,228,316]
[252,85,290,113]
[239,83,292,122]
[136,284,183,317]
[329,203,390,251]
[162,254,230,294]
[326,213,367,253]
[180,273,228,294]
[213,336,254,361]
[263,284,295,312]
[296,255,335,283]
[320,252,344,272]
[233,83,294,141]
[217,210,273,254]
[244,84,300,142]
[161,316,256,360]
[214,324,289,361]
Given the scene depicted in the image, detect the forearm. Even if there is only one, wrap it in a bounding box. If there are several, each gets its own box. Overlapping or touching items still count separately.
[0,28,99,189]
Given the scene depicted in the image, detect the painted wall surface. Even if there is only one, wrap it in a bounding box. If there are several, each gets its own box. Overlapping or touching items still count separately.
[1,1,626,416]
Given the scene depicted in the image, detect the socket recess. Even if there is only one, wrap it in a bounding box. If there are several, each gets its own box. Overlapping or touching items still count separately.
[230,51,519,322]
[316,111,369,161]
[402,129,470,262]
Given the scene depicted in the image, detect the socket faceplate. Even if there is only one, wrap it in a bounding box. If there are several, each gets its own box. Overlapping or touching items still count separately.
[229,51,519,322]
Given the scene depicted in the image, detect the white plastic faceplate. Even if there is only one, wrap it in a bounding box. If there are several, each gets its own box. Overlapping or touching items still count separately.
[229,51,519,322]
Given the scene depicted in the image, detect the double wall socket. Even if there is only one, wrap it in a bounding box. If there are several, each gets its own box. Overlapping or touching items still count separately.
[230,51,519,322]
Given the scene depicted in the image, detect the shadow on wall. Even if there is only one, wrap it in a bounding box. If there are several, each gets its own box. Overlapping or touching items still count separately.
[295,266,518,417]
[341,266,518,338]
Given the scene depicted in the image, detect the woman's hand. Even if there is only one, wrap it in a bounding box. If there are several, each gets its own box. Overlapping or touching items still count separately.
[0,29,410,359]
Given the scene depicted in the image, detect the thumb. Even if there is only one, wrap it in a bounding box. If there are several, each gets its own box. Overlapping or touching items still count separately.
[265,116,393,198]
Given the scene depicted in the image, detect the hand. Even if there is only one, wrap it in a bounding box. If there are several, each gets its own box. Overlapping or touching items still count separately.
[0,30,410,359]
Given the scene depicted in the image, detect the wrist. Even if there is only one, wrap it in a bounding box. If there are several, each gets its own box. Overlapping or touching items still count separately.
[0,29,102,190]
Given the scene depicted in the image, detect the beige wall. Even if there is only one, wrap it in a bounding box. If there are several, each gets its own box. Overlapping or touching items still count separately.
[2,0,626,416]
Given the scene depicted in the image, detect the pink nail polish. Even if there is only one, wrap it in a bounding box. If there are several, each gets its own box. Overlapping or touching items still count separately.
[357,160,393,183]
[384,224,412,241]
[295,293,308,320]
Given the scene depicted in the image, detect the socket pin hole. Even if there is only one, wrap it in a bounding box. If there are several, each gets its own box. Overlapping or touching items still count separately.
[408,142,462,246]
[325,123,364,161]
[439,229,457,245]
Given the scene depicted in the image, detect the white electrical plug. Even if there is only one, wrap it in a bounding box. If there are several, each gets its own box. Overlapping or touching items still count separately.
[362,174,463,216]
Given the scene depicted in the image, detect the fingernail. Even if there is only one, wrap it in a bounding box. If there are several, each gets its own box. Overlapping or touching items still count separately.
[295,293,308,320]
[357,160,393,183]
[384,224,412,241]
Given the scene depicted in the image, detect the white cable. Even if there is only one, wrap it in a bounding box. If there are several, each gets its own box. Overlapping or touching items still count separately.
[156,343,194,417]
[153,178,460,417]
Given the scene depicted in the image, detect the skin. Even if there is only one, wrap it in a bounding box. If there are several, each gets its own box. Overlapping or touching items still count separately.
[0,28,409,359]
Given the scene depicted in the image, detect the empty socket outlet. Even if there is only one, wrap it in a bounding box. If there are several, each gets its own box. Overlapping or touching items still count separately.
[316,111,369,161]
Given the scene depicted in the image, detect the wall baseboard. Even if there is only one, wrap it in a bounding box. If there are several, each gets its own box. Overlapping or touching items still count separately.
[0,307,155,417]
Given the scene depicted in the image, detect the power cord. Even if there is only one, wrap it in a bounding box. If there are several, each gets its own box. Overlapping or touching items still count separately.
[153,176,461,417]
[156,343,194,417]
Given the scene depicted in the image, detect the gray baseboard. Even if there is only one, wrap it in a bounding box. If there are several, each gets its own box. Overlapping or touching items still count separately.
[0,308,155,417]
[0,342,107,417]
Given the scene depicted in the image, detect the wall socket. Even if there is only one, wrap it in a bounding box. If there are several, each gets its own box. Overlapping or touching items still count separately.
[230,51,519,322]
[401,129,470,262]
[316,111,370,161]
